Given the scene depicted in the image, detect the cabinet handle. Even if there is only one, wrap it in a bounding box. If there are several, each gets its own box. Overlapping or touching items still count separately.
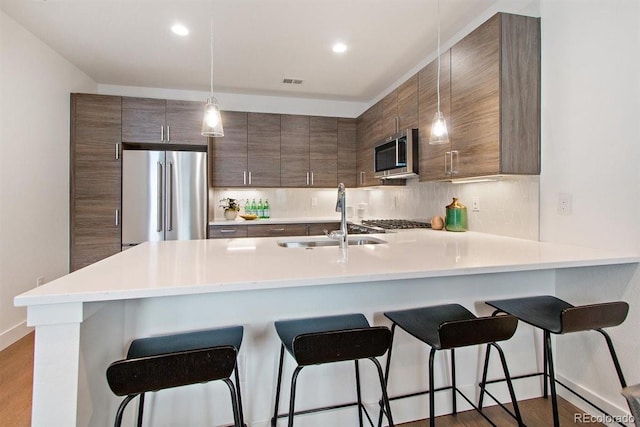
[243,171,247,185]
[360,171,365,185]
[219,229,237,234]
[167,162,173,231]
[444,152,450,174]
[160,126,164,142]
[395,116,399,133]
[115,209,119,226]
[451,150,459,176]
[306,172,310,186]
[115,143,120,160]
[248,171,252,185]
[157,162,163,232]
[311,172,314,186]
[166,125,170,142]
[270,228,286,232]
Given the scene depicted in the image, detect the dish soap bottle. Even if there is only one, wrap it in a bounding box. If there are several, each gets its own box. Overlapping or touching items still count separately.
[445,198,468,232]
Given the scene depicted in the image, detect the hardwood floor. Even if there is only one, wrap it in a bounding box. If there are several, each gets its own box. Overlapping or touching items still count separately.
[0,332,602,426]
[0,333,33,427]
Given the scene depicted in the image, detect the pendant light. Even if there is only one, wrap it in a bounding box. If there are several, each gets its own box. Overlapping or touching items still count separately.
[201,20,224,137]
[429,0,449,145]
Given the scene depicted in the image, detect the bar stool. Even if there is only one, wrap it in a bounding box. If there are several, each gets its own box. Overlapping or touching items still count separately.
[482,295,629,427]
[379,304,524,427]
[271,313,394,427]
[106,325,245,427]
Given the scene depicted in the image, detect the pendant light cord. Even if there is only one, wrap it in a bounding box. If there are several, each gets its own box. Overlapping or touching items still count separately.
[210,19,214,96]
[436,0,441,114]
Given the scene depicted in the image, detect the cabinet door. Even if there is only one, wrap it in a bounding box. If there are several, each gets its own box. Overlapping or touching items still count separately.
[307,222,339,236]
[70,94,122,271]
[122,97,166,143]
[209,111,248,187]
[381,90,398,137]
[451,14,501,177]
[247,223,307,237]
[309,117,337,187]
[248,113,281,187]
[281,115,310,187]
[337,118,357,188]
[397,74,418,130]
[356,103,382,187]
[165,100,207,146]
[419,50,452,181]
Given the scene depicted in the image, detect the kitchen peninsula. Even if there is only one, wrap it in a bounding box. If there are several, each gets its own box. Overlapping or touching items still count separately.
[15,230,639,426]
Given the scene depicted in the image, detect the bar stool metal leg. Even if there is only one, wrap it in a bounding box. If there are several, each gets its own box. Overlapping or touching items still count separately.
[377,324,396,427]
[597,328,628,388]
[114,394,137,427]
[370,357,394,427]
[272,344,286,427]
[428,347,436,427]
[136,393,144,427]
[234,367,245,427]
[543,331,549,398]
[544,331,560,427]
[288,366,304,427]
[355,360,364,427]
[223,378,242,427]
[492,342,524,426]
[451,348,457,416]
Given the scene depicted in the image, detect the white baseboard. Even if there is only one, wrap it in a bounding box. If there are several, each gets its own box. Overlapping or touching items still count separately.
[556,374,634,426]
[0,321,33,352]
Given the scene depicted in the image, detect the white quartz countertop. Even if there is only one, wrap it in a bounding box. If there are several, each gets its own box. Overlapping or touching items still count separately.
[15,231,640,307]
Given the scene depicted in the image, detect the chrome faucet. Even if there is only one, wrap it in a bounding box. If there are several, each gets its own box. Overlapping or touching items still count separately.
[328,183,348,250]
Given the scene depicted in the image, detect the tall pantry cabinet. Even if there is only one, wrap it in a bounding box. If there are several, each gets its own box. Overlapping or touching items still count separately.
[70,94,122,271]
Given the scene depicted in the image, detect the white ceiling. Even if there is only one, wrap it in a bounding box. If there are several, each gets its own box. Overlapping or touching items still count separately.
[1,0,508,102]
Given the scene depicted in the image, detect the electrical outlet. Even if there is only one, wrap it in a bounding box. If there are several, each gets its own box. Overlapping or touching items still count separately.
[472,197,480,212]
[36,276,45,286]
[311,197,318,207]
[557,193,572,215]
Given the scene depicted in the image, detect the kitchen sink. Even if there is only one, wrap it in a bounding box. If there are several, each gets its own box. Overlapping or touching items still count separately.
[277,236,387,248]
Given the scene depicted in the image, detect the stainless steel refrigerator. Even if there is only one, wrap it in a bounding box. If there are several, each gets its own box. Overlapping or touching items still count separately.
[122,149,207,249]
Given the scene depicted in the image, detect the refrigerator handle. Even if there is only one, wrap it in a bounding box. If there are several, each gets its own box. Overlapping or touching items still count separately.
[167,162,173,231]
[157,162,163,232]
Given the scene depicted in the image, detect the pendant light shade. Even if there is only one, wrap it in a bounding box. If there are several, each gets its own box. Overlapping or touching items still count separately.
[202,20,224,137]
[429,0,449,145]
[429,111,449,145]
[202,96,224,136]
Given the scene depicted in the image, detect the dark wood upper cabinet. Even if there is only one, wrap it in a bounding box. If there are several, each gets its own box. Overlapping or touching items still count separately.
[122,97,207,145]
[248,113,281,187]
[356,103,382,187]
[449,13,540,179]
[381,90,398,137]
[281,115,310,187]
[337,118,357,188]
[70,93,122,271]
[165,100,207,145]
[209,111,248,187]
[309,116,338,187]
[397,74,419,130]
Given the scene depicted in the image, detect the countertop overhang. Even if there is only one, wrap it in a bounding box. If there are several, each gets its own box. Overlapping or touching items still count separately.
[15,231,640,307]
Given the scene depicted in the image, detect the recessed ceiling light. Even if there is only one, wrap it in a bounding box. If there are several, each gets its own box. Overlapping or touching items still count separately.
[171,24,189,36]
[332,43,348,54]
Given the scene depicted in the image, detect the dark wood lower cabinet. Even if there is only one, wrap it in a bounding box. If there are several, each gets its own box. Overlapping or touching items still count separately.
[209,222,340,239]
[70,93,122,271]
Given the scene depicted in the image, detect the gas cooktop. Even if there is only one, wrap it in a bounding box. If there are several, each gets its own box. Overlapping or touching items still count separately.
[361,219,432,230]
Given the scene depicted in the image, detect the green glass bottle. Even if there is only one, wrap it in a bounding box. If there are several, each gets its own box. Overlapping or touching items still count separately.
[257,198,264,218]
[250,199,257,217]
[244,199,251,215]
[263,199,270,219]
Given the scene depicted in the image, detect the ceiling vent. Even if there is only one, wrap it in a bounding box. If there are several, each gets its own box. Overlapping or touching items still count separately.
[282,78,303,84]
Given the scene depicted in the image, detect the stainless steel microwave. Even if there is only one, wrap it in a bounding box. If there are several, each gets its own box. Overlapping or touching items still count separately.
[374,128,419,179]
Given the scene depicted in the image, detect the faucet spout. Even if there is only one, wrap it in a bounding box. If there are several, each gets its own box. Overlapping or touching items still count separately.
[329,183,348,250]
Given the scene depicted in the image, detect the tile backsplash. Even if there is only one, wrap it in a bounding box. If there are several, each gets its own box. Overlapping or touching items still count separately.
[211,175,539,240]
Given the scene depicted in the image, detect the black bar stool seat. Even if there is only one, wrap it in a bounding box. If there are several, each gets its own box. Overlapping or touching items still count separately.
[380,304,523,427]
[107,325,245,427]
[272,313,394,427]
[484,295,629,426]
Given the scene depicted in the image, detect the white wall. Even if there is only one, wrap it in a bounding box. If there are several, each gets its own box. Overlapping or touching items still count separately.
[0,10,97,350]
[539,0,640,417]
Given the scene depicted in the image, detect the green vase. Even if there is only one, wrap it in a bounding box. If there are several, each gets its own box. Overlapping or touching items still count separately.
[445,198,467,232]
